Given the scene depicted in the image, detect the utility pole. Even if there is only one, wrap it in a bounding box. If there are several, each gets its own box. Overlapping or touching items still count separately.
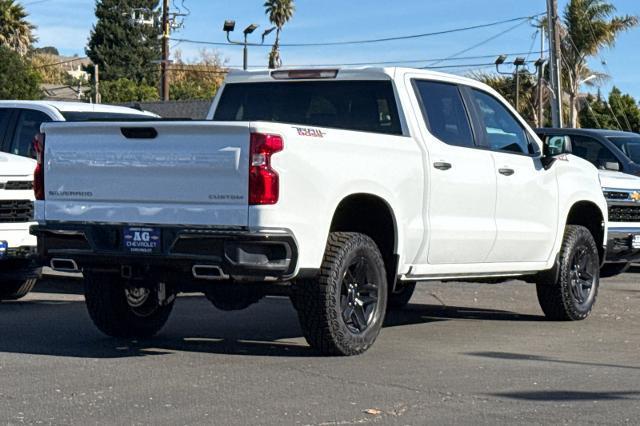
[95,64,101,104]
[537,28,545,127]
[161,0,170,101]
[547,0,563,127]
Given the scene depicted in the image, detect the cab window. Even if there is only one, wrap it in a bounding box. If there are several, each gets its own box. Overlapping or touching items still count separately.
[9,110,52,159]
[0,108,13,151]
[470,89,534,155]
[570,135,620,171]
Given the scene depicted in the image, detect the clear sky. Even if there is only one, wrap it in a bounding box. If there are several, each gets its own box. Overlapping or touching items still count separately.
[26,0,640,100]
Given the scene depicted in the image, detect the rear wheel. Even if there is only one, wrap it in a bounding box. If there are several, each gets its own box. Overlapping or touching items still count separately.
[0,278,37,301]
[296,232,388,356]
[599,262,630,278]
[536,225,599,321]
[0,262,40,301]
[84,270,175,338]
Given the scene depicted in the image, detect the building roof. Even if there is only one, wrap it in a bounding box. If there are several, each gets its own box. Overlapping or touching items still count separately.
[120,100,212,120]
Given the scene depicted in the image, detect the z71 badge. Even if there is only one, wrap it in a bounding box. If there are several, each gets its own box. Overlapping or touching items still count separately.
[294,126,326,138]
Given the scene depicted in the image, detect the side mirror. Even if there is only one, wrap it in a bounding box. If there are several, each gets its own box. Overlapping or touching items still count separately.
[604,161,620,171]
[543,135,572,157]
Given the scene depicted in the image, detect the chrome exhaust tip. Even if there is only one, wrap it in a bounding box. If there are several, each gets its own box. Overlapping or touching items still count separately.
[50,258,79,272]
[192,265,229,281]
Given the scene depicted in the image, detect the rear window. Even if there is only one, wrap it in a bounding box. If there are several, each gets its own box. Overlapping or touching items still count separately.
[60,112,157,121]
[213,81,403,135]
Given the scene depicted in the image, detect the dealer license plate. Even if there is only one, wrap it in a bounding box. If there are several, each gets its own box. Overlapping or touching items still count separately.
[123,227,161,254]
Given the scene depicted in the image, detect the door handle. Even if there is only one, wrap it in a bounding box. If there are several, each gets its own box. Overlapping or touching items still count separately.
[433,162,452,171]
[498,168,515,176]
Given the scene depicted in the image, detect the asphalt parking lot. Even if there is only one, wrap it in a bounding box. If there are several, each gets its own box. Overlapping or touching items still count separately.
[1,271,639,425]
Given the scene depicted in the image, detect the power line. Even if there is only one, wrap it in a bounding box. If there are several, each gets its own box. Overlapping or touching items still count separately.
[33,56,89,69]
[427,18,532,66]
[581,8,633,131]
[227,50,548,69]
[172,13,544,49]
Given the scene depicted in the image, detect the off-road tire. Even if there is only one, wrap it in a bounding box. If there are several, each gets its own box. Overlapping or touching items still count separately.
[296,232,388,356]
[536,225,599,321]
[599,262,630,278]
[84,271,174,338]
[387,281,416,310]
[0,278,37,301]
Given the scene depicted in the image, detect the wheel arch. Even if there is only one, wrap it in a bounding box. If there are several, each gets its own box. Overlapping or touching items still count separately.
[329,193,400,289]
[565,200,605,264]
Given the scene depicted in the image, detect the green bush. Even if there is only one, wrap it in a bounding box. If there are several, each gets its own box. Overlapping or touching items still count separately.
[97,78,159,103]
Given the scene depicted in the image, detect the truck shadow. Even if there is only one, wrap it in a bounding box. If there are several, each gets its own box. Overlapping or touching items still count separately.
[0,294,543,360]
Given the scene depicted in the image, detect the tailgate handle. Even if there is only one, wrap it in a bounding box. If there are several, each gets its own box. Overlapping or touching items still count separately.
[121,127,158,139]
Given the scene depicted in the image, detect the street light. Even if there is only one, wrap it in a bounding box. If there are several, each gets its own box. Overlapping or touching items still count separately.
[262,26,276,44]
[223,20,259,70]
[224,20,278,70]
[495,55,536,112]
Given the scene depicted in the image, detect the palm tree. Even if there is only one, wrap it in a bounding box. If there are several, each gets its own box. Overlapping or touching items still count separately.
[0,0,36,56]
[561,0,638,127]
[264,0,295,69]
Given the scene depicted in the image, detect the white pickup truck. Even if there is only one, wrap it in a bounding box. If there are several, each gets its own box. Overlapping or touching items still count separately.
[32,68,607,355]
[0,101,157,300]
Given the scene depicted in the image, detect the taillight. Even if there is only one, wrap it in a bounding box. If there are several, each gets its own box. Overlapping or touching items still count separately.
[33,132,45,200]
[249,132,283,205]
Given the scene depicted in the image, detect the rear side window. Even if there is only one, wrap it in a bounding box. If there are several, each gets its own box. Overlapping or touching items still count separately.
[213,81,403,135]
[10,109,52,159]
[413,80,474,147]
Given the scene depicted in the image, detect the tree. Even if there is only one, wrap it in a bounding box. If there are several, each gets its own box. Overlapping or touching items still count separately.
[29,53,69,84]
[561,0,638,127]
[0,0,36,55]
[86,0,161,84]
[0,45,41,99]
[581,87,640,131]
[33,46,59,55]
[169,49,226,100]
[608,87,640,132]
[94,77,159,103]
[264,0,295,69]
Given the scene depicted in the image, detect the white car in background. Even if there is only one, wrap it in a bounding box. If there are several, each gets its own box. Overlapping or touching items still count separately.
[0,101,157,300]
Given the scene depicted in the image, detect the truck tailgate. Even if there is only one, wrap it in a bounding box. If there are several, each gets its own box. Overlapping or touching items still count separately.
[42,121,251,227]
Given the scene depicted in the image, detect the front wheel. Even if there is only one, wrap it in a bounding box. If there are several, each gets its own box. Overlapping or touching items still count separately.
[296,232,388,356]
[536,225,599,321]
[84,271,175,338]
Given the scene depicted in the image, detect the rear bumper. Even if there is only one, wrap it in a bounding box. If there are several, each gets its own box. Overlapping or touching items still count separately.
[605,227,640,263]
[31,222,298,281]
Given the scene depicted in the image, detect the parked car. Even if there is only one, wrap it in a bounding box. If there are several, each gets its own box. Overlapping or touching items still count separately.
[0,101,158,300]
[535,128,640,176]
[0,101,158,159]
[32,68,607,355]
[537,128,640,277]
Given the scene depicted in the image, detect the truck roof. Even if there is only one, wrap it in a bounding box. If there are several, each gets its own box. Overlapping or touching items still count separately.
[535,127,640,138]
[0,100,157,117]
[223,66,492,90]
